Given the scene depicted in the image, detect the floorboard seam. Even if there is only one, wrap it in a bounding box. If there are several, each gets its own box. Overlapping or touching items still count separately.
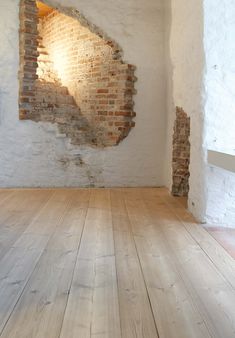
[58,189,91,338]
[0,191,72,337]
[123,191,160,338]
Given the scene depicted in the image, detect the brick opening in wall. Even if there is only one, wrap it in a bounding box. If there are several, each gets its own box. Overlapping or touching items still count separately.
[172,107,190,197]
[19,0,137,147]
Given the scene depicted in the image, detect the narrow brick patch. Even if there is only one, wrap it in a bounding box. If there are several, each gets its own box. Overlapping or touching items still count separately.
[172,107,190,196]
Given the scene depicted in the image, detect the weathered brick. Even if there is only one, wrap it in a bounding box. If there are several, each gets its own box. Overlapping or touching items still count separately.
[172,107,190,197]
[19,0,136,147]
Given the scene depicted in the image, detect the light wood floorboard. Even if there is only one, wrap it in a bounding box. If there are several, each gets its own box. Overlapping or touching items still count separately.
[111,190,158,338]
[60,189,121,338]
[0,190,53,261]
[0,188,234,338]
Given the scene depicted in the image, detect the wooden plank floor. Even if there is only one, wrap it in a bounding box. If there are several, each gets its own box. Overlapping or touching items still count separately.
[0,188,234,338]
[204,226,235,259]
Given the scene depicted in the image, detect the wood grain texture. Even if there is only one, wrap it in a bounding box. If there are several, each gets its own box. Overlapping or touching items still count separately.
[0,188,233,338]
[124,190,212,338]
[111,190,159,338]
[0,190,72,334]
[1,190,90,338]
[60,189,121,338]
[0,190,53,261]
[141,188,235,338]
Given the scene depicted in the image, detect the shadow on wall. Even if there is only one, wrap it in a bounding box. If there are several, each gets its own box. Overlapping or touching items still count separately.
[18,0,137,148]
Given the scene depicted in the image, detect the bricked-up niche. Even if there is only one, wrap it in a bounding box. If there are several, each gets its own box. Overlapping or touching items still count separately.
[172,107,190,197]
[19,0,137,147]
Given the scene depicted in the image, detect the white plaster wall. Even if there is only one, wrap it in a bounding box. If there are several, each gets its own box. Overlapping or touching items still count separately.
[164,0,207,221]
[0,0,166,187]
[205,166,235,227]
[163,0,174,191]
[204,0,235,227]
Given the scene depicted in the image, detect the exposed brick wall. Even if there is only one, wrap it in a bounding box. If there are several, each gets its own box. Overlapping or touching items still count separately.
[32,23,96,145]
[172,107,190,196]
[36,31,61,83]
[19,0,39,119]
[18,0,136,147]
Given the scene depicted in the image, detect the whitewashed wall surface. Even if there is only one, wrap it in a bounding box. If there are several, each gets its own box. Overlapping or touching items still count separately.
[0,0,166,187]
[204,0,235,227]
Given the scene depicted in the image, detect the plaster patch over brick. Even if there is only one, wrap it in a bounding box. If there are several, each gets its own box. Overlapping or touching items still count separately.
[19,0,136,147]
[172,107,190,197]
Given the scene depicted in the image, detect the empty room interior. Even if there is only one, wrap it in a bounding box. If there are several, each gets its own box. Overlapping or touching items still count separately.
[0,0,235,337]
